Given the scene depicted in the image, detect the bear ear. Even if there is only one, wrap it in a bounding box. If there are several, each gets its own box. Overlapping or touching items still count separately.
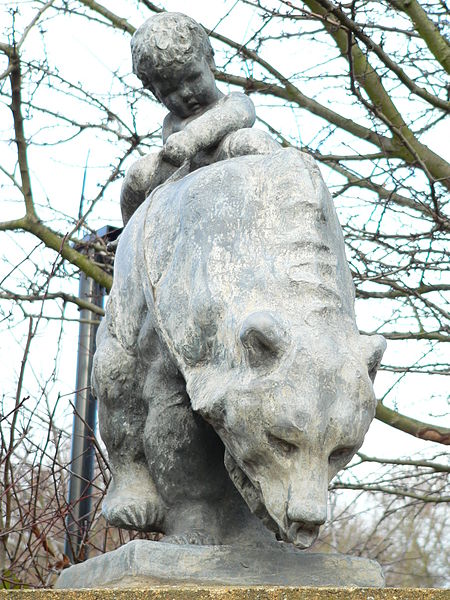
[240,311,289,369]
[361,334,387,382]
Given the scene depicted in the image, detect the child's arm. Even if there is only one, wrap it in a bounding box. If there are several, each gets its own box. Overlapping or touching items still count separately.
[162,93,256,166]
[120,151,178,225]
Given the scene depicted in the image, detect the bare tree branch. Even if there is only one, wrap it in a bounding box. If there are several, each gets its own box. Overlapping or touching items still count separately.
[389,0,450,74]
[376,403,450,445]
[357,452,450,473]
[301,0,450,189]
[0,291,105,316]
[314,0,450,111]
[331,482,449,503]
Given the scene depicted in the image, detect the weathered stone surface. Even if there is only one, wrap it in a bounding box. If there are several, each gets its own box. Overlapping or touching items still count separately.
[93,148,386,549]
[55,540,384,589]
[1,587,448,599]
[87,13,388,590]
[120,12,279,225]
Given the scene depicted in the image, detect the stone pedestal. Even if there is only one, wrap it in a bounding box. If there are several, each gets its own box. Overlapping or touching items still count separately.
[55,540,384,589]
[1,588,449,599]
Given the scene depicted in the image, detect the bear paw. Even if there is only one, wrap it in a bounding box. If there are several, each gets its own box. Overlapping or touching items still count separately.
[161,530,221,546]
[103,484,163,532]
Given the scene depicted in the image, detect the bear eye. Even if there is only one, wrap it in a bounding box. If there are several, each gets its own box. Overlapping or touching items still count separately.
[329,446,356,465]
[267,433,297,455]
[240,311,289,370]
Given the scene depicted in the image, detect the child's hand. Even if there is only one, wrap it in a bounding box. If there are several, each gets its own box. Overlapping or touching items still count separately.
[162,131,197,166]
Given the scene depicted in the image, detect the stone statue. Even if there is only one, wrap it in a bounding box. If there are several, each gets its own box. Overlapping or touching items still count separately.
[57,12,387,589]
[93,144,386,546]
[120,12,279,226]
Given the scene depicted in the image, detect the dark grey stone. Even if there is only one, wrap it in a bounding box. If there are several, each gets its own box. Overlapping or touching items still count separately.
[92,148,386,548]
[120,12,279,225]
[56,540,385,588]
[76,12,387,590]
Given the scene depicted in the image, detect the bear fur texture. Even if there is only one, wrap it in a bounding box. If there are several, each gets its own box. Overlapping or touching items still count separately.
[92,148,386,548]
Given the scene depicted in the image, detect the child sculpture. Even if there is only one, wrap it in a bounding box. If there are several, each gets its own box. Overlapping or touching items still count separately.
[121,12,280,225]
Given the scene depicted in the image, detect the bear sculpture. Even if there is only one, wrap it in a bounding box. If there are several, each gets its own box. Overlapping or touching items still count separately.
[92,148,386,549]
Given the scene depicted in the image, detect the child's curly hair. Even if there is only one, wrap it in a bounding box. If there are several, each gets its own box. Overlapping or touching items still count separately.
[131,13,215,94]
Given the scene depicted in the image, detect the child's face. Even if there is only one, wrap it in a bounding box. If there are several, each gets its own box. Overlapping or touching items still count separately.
[149,55,219,119]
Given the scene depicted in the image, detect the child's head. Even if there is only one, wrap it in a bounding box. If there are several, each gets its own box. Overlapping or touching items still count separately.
[131,13,220,118]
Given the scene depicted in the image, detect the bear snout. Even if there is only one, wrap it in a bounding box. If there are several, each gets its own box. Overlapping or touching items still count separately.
[283,485,327,547]
[286,502,327,527]
[285,521,321,549]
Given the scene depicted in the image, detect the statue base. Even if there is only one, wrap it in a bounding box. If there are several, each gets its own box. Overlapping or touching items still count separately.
[56,540,384,589]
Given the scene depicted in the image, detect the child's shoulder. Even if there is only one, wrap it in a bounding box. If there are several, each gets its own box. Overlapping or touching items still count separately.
[162,111,180,142]
[222,92,256,117]
[222,92,256,122]
[226,91,252,100]
[222,91,254,106]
